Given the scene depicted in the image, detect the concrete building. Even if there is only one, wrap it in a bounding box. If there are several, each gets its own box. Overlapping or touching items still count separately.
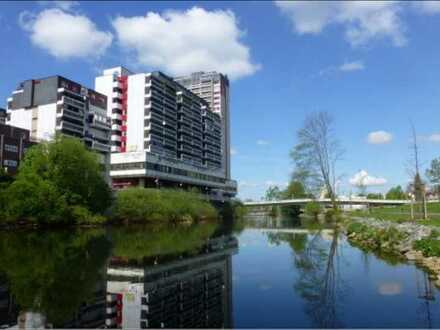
[105,235,238,329]
[95,67,236,200]
[6,76,111,167]
[174,72,231,179]
[0,108,6,124]
[0,124,35,175]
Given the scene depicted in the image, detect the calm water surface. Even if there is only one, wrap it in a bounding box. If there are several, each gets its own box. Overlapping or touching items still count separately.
[0,216,439,328]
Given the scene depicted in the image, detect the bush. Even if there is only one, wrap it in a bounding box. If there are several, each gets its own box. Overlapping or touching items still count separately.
[2,135,111,225]
[414,239,440,257]
[325,208,338,222]
[304,202,321,218]
[112,188,218,223]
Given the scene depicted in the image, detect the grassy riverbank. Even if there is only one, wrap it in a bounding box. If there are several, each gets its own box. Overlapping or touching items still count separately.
[348,202,440,226]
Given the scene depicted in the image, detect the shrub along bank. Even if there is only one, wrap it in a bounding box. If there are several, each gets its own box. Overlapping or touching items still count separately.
[112,188,218,224]
[343,218,440,287]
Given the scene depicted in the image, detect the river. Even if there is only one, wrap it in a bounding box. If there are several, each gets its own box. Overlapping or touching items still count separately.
[0,215,439,328]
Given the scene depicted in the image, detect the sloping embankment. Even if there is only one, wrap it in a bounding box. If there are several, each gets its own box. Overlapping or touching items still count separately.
[342,217,440,287]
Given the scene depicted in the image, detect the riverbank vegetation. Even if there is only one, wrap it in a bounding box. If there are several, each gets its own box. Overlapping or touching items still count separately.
[112,187,218,223]
[0,136,227,228]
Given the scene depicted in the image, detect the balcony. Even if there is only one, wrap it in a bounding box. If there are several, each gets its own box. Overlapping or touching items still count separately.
[112,103,122,110]
[57,121,84,135]
[111,145,121,153]
[112,124,121,131]
[112,80,122,89]
[111,113,122,120]
[111,135,121,142]
[92,141,110,153]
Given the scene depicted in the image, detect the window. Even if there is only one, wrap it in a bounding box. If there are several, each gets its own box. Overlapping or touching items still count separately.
[4,144,18,153]
[4,159,17,167]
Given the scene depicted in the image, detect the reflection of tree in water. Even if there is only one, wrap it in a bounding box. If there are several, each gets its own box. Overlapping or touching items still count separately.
[0,230,111,326]
[109,222,219,264]
[267,229,345,328]
[415,269,435,329]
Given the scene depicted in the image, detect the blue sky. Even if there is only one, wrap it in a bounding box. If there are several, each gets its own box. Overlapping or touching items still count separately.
[1,1,440,200]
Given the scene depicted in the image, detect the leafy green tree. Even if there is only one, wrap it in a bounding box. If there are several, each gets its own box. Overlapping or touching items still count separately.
[283,180,307,199]
[264,185,283,201]
[385,186,407,200]
[366,193,384,199]
[426,158,440,199]
[4,135,111,224]
[304,201,321,218]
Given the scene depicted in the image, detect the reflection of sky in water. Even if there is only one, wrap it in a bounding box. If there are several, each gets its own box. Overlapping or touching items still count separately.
[232,227,440,328]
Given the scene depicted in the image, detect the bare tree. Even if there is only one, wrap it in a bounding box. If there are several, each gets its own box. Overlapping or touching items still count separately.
[407,122,427,219]
[290,112,344,210]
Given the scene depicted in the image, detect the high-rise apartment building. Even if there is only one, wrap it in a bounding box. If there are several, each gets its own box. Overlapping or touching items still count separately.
[6,76,111,164]
[95,67,236,200]
[174,72,231,179]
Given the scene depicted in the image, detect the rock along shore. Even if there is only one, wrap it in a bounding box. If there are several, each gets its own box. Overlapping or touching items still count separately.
[341,217,440,288]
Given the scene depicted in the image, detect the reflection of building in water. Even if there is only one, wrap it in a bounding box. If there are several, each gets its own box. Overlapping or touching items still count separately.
[59,281,108,328]
[105,235,238,329]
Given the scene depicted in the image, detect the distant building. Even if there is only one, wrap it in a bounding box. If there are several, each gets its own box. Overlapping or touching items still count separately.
[174,72,231,179]
[95,67,236,200]
[6,76,111,174]
[0,123,35,175]
[0,108,6,124]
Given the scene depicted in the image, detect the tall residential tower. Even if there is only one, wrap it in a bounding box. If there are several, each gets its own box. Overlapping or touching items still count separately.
[95,67,236,201]
[174,72,231,179]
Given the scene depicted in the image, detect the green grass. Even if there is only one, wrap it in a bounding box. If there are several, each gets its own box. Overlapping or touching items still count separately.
[348,202,440,226]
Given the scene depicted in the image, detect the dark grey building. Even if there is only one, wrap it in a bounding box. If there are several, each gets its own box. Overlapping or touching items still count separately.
[0,123,35,175]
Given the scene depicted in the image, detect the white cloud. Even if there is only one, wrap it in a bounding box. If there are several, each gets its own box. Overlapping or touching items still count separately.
[256,139,270,146]
[349,170,387,187]
[367,130,393,144]
[112,7,260,80]
[339,60,365,71]
[37,1,79,11]
[412,1,440,14]
[231,148,238,156]
[428,133,440,142]
[319,59,365,76]
[19,8,112,59]
[275,1,406,47]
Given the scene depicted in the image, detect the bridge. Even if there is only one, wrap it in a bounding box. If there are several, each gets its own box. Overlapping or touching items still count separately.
[243,198,411,207]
